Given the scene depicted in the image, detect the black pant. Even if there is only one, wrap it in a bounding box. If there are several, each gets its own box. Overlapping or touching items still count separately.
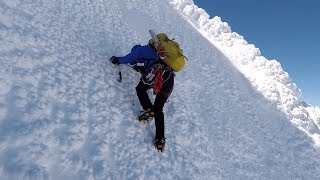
[136,73,174,139]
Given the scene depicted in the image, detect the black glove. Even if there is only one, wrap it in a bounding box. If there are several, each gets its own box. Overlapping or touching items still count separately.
[110,56,120,65]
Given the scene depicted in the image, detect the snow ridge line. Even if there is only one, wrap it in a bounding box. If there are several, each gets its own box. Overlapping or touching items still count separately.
[169,0,320,146]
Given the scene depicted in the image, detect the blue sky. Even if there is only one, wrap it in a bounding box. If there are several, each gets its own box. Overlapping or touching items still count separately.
[193,0,320,106]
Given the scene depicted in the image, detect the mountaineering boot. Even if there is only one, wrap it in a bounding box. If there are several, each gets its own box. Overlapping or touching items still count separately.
[138,108,154,123]
[154,138,166,152]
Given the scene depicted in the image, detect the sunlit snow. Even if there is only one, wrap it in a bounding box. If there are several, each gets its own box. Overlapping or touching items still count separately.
[0,0,320,179]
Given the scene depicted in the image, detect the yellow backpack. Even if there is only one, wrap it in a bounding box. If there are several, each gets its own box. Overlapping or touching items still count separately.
[148,33,186,72]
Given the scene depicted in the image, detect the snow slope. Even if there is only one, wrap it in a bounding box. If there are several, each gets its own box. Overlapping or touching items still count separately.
[0,0,320,179]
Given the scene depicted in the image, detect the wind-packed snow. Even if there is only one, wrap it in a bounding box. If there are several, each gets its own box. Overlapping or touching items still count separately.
[0,0,320,179]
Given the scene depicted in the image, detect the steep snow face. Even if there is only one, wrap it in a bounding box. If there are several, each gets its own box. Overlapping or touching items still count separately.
[171,0,320,146]
[1,0,320,179]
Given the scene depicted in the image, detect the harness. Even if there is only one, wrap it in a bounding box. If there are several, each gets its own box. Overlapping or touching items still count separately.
[142,63,173,94]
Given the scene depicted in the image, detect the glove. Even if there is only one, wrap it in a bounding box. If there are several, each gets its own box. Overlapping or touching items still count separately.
[110,56,120,65]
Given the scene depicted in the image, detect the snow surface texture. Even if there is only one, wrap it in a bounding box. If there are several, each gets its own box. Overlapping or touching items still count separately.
[0,0,320,179]
[171,0,320,146]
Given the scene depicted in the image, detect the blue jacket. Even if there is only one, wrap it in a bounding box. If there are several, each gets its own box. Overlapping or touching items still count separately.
[119,45,158,74]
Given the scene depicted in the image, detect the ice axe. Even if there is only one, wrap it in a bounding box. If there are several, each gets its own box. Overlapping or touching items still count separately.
[117,65,122,83]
